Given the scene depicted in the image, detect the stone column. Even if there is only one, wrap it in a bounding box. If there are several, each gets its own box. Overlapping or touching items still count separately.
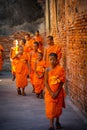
[45,0,50,35]
[50,0,58,35]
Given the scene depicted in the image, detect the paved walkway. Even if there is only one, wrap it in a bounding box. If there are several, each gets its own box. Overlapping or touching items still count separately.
[0,71,87,130]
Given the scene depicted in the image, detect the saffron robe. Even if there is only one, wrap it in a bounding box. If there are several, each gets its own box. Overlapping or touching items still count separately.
[45,44,62,67]
[34,35,44,51]
[15,53,28,88]
[45,65,65,119]
[24,38,35,53]
[29,51,38,85]
[10,47,17,74]
[33,60,46,94]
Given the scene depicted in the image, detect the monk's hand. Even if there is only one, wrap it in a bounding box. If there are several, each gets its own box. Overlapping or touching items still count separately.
[52,92,58,99]
[36,74,40,79]
[38,75,43,79]
[10,58,13,62]
[36,73,43,79]
[37,75,42,79]
[17,51,22,55]
[15,52,22,58]
[15,53,19,57]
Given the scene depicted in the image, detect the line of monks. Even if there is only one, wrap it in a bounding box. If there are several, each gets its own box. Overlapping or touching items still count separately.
[10,31,62,96]
[1,30,66,130]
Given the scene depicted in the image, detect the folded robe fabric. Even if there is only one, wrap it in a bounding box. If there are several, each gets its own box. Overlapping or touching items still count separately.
[45,65,66,119]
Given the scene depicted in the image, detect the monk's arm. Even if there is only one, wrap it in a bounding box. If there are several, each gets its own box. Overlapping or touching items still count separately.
[10,48,14,61]
[37,72,44,78]
[12,53,18,59]
[12,52,21,59]
[53,67,65,99]
[45,69,54,96]
[53,82,64,99]
[43,48,46,61]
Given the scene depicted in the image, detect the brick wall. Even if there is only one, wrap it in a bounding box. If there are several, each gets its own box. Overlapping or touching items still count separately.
[45,0,87,116]
[65,0,87,116]
[66,11,87,116]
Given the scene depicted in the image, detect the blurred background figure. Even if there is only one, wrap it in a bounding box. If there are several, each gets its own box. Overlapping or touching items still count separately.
[0,44,4,72]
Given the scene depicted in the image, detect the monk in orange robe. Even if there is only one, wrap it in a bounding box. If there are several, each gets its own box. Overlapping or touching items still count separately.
[19,38,30,77]
[44,35,62,67]
[13,46,28,96]
[45,53,66,130]
[19,38,26,51]
[24,33,35,54]
[0,44,4,71]
[10,40,19,81]
[33,51,46,98]
[29,42,39,92]
[34,30,44,52]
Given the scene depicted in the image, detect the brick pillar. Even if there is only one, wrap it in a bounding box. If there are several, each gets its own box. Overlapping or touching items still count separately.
[45,0,50,35]
[49,0,58,37]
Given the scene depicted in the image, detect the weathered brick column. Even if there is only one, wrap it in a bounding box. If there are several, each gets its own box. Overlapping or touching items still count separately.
[65,0,87,116]
[45,0,87,116]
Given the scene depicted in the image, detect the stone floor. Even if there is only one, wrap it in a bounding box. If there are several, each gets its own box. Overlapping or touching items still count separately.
[0,71,87,130]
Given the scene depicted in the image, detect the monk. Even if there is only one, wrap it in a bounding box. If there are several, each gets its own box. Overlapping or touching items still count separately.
[29,42,39,93]
[45,53,66,130]
[13,46,28,96]
[19,38,30,63]
[44,36,62,67]
[34,30,44,52]
[24,33,35,53]
[19,38,30,77]
[0,44,4,71]
[19,38,26,50]
[33,51,46,98]
[10,40,19,81]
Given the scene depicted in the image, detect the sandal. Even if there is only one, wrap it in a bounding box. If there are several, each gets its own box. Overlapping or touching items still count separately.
[39,93,44,99]
[48,127,54,130]
[36,94,40,98]
[22,92,26,96]
[55,122,63,129]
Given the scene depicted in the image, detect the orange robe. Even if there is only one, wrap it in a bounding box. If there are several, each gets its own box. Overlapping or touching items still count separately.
[22,45,30,76]
[45,44,62,67]
[24,38,35,53]
[34,35,44,51]
[45,65,65,119]
[33,60,46,94]
[10,47,17,74]
[0,45,4,70]
[29,51,38,85]
[15,53,28,88]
